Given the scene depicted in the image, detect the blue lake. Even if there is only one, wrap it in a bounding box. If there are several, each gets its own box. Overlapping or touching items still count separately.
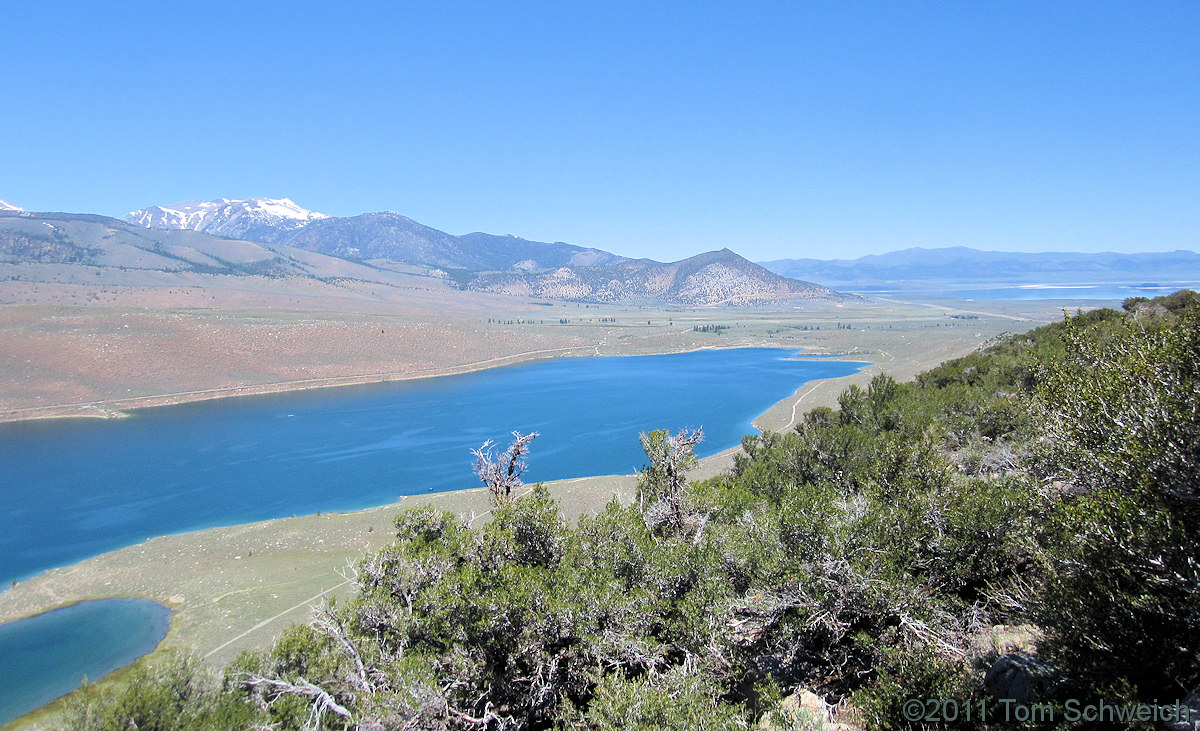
[939,282,1200,300]
[852,282,1200,301]
[0,348,867,587]
[0,598,171,724]
[0,347,865,723]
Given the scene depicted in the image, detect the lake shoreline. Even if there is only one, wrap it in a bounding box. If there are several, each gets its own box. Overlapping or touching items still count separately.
[0,598,173,727]
[0,342,857,426]
[0,347,587,425]
[0,316,1017,632]
[0,346,878,621]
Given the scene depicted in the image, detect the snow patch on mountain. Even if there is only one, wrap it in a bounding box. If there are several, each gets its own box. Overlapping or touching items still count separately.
[123,197,327,243]
[0,199,23,211]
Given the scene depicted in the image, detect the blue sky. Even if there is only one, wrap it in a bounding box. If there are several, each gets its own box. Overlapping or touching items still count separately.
[1,1,1196,261]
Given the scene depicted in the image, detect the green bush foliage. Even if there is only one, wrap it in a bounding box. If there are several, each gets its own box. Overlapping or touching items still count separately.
[62,652,256,731]
[1029,304,1200,703]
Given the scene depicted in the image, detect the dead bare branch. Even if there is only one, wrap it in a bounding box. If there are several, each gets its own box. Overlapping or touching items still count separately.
[243,674,351,729]
[472,431,539,507]
[638,427,704,535]
[312,602,375,693]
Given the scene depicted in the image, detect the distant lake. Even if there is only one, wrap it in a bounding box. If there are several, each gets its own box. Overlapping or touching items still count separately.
[851,282,1200,301]
[941,282,1200,300]
[0,348,867,586]
[0,599,171,725]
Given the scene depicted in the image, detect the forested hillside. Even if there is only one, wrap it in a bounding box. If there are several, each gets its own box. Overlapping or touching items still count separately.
[65,292,1200,730]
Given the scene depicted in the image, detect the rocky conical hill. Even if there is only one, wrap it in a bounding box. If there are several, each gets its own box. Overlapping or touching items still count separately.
[467,248,847,306]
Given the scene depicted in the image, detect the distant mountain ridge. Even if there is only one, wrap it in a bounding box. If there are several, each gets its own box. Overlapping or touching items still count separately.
[0,199,22,212]
[120,197,842,305]
[1,210,344,277]
[5,208,846,306]
[761,246,1200,289]
[125,198,625,272]
[283,212,626,271]
[125,197,328,243]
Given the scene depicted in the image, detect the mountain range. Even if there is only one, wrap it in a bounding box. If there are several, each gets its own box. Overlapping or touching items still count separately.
[282,211,626,271]
[126,197,327,243]
[0,199,843,307]
[0,210,378,279]
[114,198,841,305]
[761,246,1200,290]
[8,196,1198,302]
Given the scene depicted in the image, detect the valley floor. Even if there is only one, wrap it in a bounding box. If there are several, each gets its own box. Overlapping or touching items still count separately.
[0,293,1054,423]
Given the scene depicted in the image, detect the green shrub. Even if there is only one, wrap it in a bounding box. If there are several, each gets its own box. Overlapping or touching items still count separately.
[1031,309,1200,701]
[62,652,258,731]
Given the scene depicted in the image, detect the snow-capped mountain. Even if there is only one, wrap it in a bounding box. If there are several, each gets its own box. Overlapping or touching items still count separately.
[0,199,23,211]
[124,197,327,243]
